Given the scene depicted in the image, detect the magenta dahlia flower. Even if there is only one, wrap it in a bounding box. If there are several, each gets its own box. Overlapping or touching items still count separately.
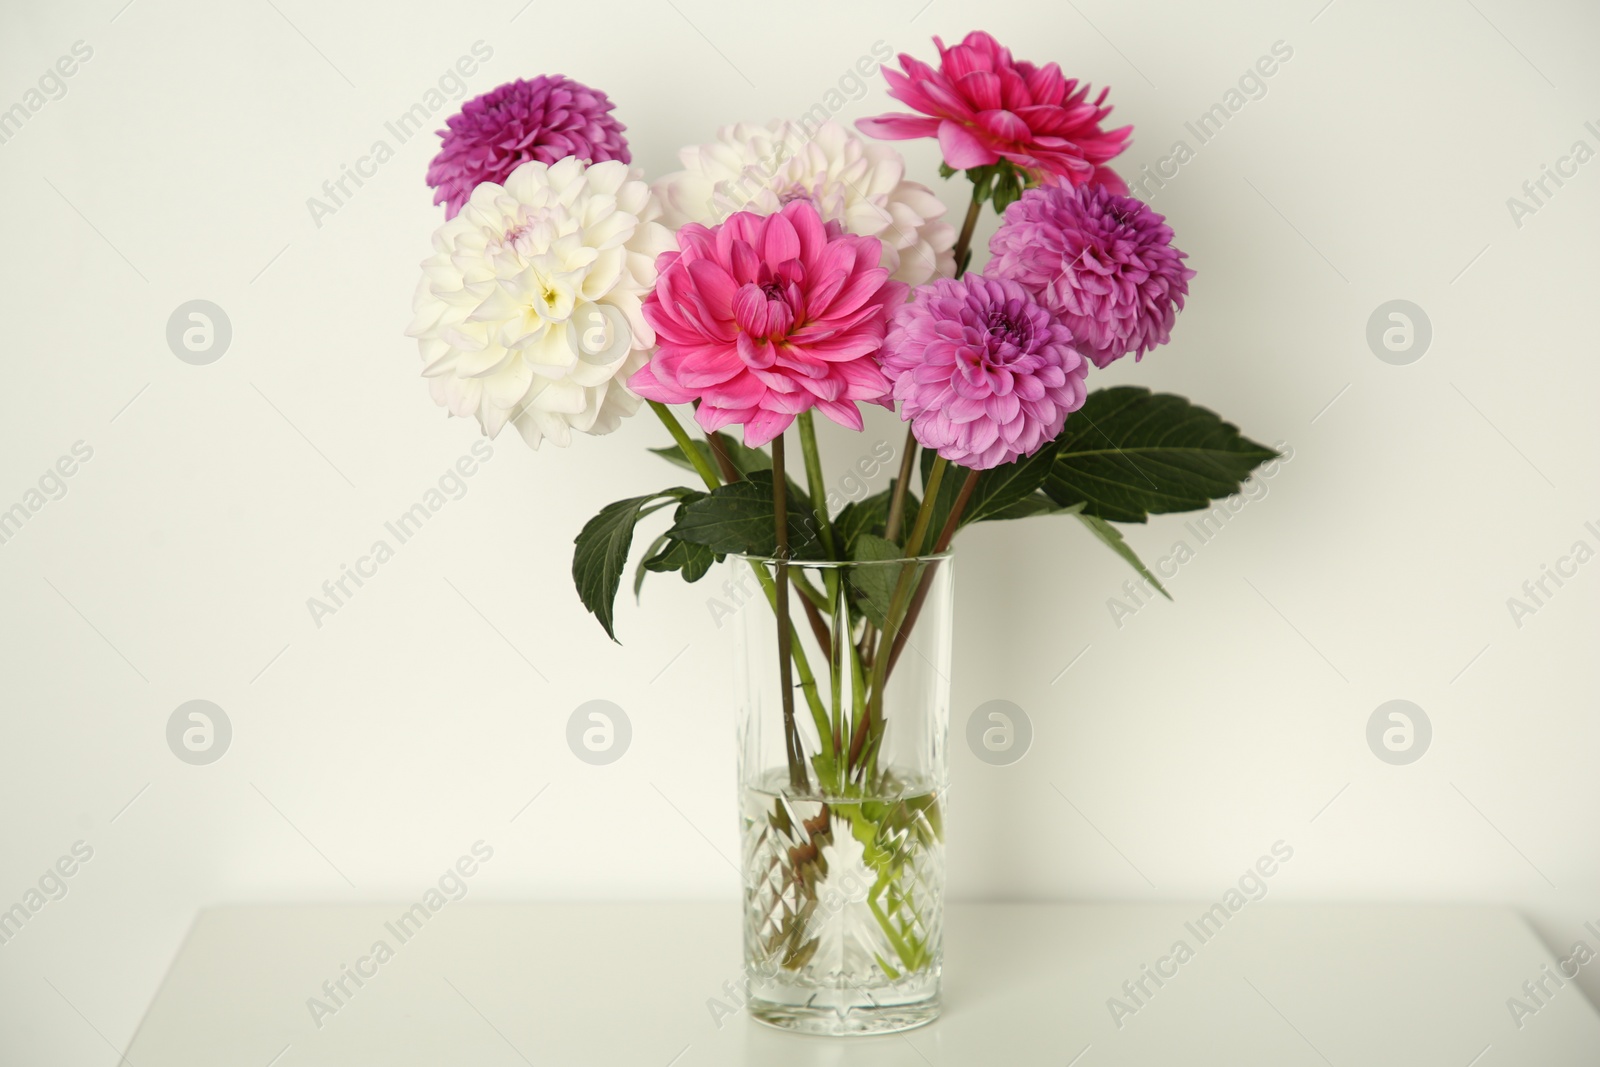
[857,31,1131,191]
[989,183,1194,368]
[628,201,909,447]
[426,76,631,218]
[882,275,1087,470]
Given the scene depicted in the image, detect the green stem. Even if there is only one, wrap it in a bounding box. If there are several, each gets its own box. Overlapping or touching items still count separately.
[902,456,947,560]
[648,401,720,491]
[755,571,832,780]
[795,412,845,760]
[772,433,807,793]
[794,412,837,559]
[646,402,833,780]
[790,572,830,613]
[850,457,948,776]
[882,468,977,682]
[705,429,741,483]
[951,187,983,278]
[882,425,918,546]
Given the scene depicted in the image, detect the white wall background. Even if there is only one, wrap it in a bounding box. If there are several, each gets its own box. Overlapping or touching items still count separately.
[2,0,1597,1061]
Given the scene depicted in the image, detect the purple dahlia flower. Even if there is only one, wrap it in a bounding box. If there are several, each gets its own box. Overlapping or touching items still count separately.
[989,183,1194,368]
[426,76,631,217]
[882,274,1087,471]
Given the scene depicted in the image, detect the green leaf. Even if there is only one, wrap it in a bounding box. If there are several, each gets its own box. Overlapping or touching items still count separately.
[964,444,1063,525]
[845,533,902,628]
[649,437,770,478]
[644,537,717,583]
[632,531,672,600]
[667,471,826,560]
[573,488,698,641]
[1044,387,1279,523]
[916,440,1061,541]
[833,493,886,558]
[834,482,918,558]
[937,162,958,180]
[633,524,720,602]
[985,492,1085,521]
[1077,513,1170,600]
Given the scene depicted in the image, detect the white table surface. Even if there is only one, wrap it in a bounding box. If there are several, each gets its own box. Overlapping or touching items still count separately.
[124,902,1600,1065]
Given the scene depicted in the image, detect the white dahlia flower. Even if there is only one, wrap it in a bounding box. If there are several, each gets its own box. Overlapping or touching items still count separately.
[407,156,674,448]
[654,120,956,286]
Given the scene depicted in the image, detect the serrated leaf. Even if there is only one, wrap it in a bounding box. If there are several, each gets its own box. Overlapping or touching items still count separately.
[645,537,717,582]
[1077,513,1170,600]
[845,533,903,628]
[666,471,825,560]
[573,488,697,641]
[1044,387,1278,523]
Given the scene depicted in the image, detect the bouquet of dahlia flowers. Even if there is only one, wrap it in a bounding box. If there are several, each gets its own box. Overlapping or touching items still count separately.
[406,31,1275,1017]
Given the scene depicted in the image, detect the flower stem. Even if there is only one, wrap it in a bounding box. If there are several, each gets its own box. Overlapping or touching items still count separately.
[794,412,837,559]
[902,454,947,560]
[771,433,808,793]
[646,402,833,777]
[850,456,948,776]
[933,468,980,555]
[706,429,742,483]
[795,411,846,754]
[648,401,720,491]
[951,188,984,278]
[883,467,979,680]
[882,424,919,546]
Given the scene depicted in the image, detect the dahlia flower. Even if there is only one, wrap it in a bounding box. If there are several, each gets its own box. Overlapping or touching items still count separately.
[654,120,955,285]
[881,275,1087,470]
[858,31,1131,192]
[989,183,1193,368]
[407,157,673,449]
[628,200,909,447]
[427,76,631,218]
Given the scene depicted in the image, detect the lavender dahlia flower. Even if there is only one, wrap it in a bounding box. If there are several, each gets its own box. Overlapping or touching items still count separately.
[989,183,1194,368]
[881,275,1087,471]
[427,76,631,217]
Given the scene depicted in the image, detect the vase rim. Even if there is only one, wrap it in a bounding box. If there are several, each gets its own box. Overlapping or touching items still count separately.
[736,551,953,568]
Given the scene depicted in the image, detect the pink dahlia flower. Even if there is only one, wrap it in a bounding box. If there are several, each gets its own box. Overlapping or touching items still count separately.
[857,31,1131,191]
[989,183,1194,368]
[629,201,909,447]
[882,275,1087,470]
[427,76,631,218]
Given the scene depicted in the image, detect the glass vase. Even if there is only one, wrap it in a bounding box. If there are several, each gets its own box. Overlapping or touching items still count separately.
[733,552,952,1035]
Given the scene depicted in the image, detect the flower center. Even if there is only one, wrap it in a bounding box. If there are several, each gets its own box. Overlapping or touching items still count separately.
[983,307,1033,359]
[497,206,557,259]
[734,273,799,340]
[526,268,576,324]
